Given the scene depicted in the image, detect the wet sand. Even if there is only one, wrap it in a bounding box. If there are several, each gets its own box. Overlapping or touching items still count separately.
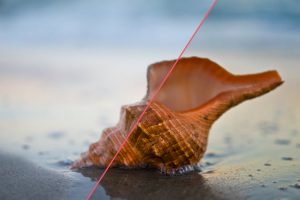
[0,47,299,199]
[0,152,69,200]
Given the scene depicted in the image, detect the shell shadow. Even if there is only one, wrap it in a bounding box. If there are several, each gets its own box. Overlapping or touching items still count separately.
[77,167,221,200]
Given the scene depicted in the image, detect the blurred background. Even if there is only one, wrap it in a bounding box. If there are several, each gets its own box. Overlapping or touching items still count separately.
[0,0,299,167]
[0,0,299,49]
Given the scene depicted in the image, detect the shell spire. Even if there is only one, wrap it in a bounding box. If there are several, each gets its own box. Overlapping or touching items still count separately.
[72,57,283,174]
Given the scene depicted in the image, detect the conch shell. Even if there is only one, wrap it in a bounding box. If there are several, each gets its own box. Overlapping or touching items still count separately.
[72,57,283,174]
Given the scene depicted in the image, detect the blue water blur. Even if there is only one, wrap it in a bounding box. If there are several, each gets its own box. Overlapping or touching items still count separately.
[0,0,299,50]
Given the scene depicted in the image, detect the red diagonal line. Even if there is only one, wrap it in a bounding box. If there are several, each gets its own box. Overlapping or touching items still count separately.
[86,0,218,199]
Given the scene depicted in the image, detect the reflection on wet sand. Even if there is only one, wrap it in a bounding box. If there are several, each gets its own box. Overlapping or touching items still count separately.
[78,167,221,200]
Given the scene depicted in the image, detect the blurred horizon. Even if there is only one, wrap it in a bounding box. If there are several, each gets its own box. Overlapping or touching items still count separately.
[0,0,299,51]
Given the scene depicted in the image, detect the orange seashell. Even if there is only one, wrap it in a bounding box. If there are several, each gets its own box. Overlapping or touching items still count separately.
[72,57,283,174]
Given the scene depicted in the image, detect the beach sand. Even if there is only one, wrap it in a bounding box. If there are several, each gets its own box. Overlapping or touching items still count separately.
[0,152,69,200]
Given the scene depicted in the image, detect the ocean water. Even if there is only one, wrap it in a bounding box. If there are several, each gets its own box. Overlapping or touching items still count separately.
[0,0,299,51]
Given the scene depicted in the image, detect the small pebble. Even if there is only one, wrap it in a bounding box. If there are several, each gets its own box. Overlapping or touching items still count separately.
[205,161,213,166]
[278,187,287,191]
[202,170,214,174]
[22,144,30,150]
[290,183,300,189]
[248,174,253,177]
[57,159,73,166]
[281,157,293,161]
[48,131,65,139]
[205,152,217,157]
[273,181,277,184]
[275,139,290,145]
[264,163,271,166]
[257,169,261,172]
[261,184,266,187]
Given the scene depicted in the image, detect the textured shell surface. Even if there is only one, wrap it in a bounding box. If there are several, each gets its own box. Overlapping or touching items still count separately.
[72,57,283,174]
